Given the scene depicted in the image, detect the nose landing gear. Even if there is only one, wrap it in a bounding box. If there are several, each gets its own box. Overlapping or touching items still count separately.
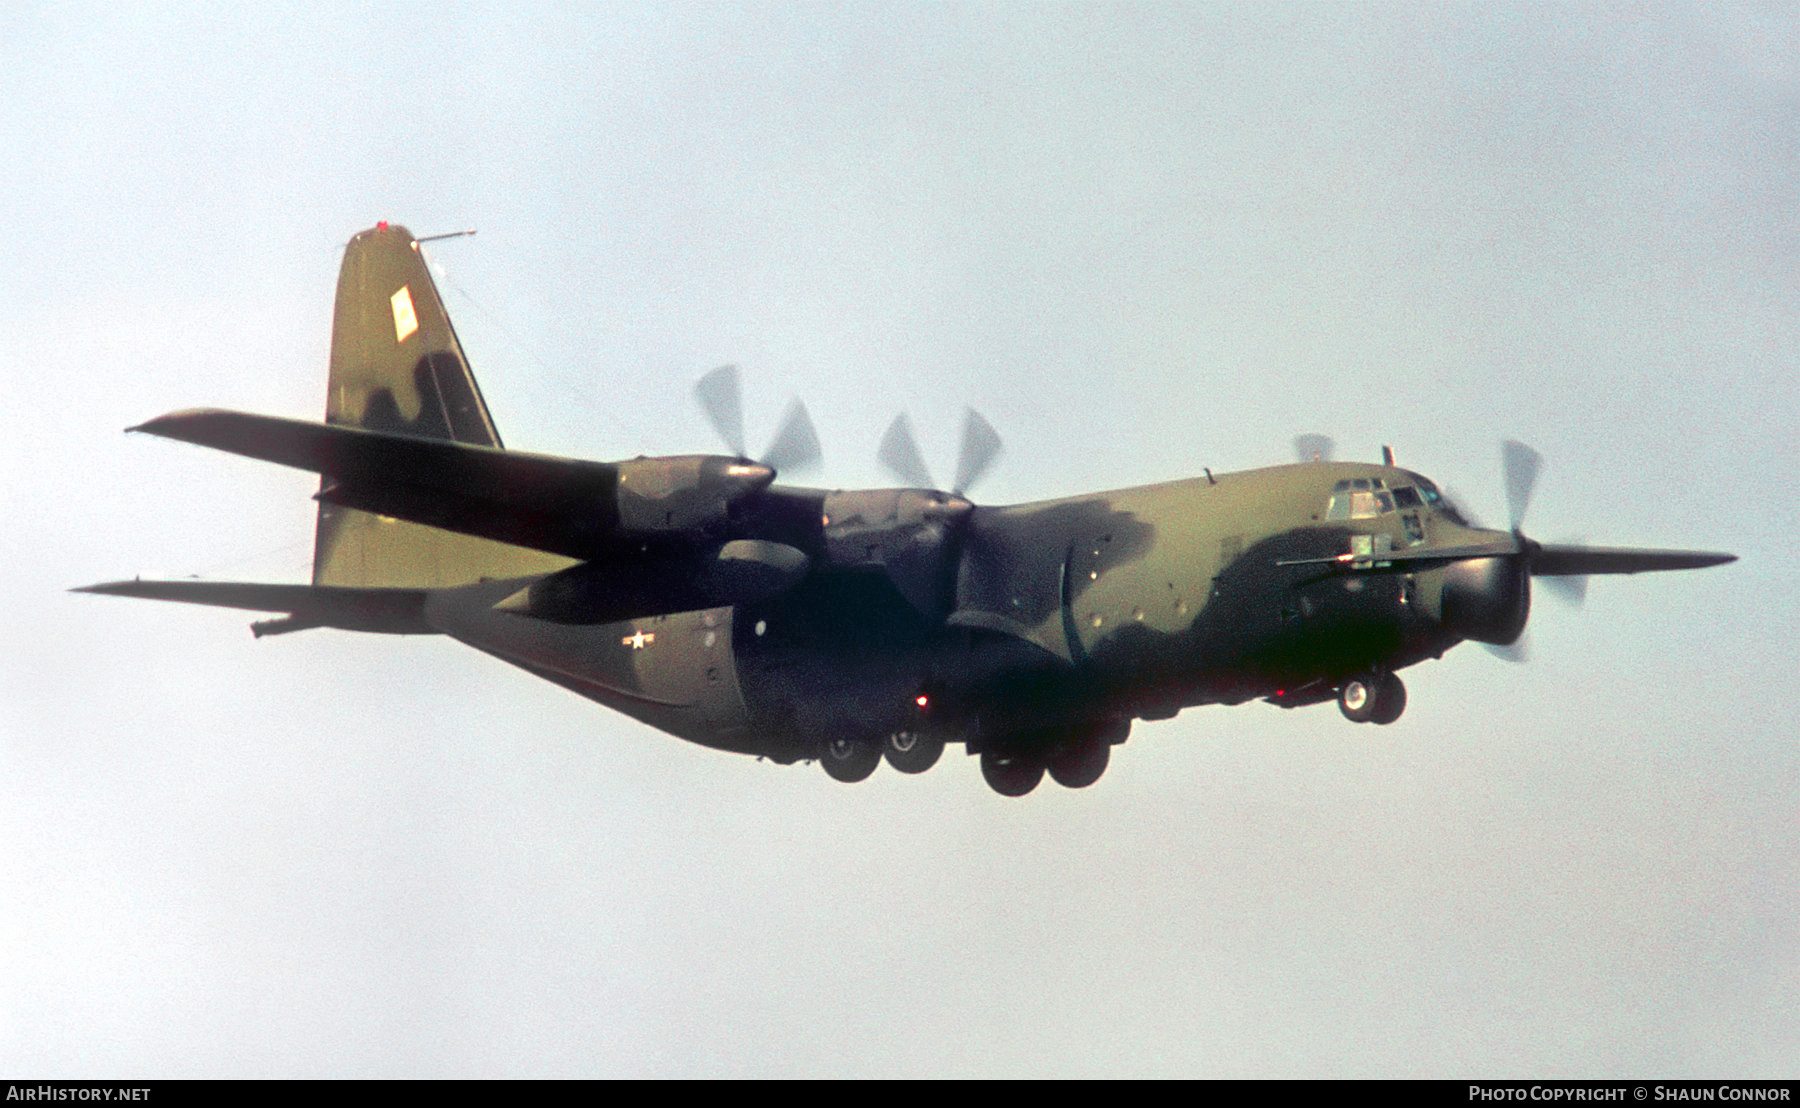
[1338,672,1406,725]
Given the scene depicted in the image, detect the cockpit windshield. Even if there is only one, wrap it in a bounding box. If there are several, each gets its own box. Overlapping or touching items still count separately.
[1325,477,1393,521]
[1410,476,1470,526]
[1325,474,1467,527]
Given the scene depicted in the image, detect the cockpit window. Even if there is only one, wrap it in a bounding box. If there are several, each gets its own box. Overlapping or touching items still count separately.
[1326,478,1395,520]
[1327,478,1435,522]
[1410,477,1470,526]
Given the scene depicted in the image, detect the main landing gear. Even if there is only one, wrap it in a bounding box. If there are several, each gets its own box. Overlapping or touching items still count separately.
[817,729,946,783]
[979,719,1128,798]
[819,735,883,782]
[1337,672,1406,725]
[816,719,1128,796]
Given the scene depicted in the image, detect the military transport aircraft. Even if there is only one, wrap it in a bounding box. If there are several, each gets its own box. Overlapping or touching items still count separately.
[78,223,1736,796]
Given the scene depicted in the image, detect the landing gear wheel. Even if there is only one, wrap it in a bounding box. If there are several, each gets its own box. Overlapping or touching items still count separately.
[820,737,881,783]
[1370,672,1406,725]
[980,750,1044,797]
[1339,673,1406,724]
[883,730,944,774]
[1047,733,1110,789]
[1338,677,1378,723]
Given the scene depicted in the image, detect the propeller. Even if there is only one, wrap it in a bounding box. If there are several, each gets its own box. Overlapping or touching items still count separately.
[878,407,1005,496]
[1501,439,1542,532]
[1493,440,1584,606]
[1445,439,1731,657]
[877,413,933,489]
[1293,434,1335,463]
[694,365,822,476]
[1484,638,1529,664]
[1538,570,1587,607]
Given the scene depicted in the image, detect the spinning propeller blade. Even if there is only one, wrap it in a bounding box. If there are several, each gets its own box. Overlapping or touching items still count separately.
[1452,439,1731,659]
[1502,439,1543,532]
[764,400,822,476]
[877,414,934,488]
[1293,434,1335,463]
[952,408,1003,495]
[879,408,1005,495]
[694,365,822,476]
[695,365,747,459]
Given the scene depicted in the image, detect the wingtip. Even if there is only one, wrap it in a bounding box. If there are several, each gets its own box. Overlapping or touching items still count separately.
[70,580,125,595]
[125,408,232,437]
[1685,551,1739,569]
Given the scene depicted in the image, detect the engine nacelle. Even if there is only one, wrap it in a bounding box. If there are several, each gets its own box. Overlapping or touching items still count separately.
[1429,555,1530,646]
[614,455,774,534]
[821,488,972,618]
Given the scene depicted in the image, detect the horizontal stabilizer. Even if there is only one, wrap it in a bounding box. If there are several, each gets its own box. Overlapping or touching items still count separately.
[74,579,435,636]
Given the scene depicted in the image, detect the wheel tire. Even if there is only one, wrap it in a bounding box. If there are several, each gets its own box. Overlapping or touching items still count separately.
[980,750,1044,797]
[1047,734,1110,789]
[1370,672,1407,725]
[820,737,881,783]
[883,730,944,774]
[1338,677,1377,723]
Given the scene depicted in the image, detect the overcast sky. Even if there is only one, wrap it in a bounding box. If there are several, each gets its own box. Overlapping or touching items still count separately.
[4,2,1796,1077]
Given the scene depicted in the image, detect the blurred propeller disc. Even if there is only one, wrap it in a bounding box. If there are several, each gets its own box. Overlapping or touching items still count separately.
[878,408,1005,494]
[1440,485,1484,529]
[764,400,822,475]
[878,414,935,488]
[1539,573,1587,607]
[1502,439,1543,530]
[694,364,822,476]
[1293,433,1335,463]
[953,408,1003,495]
[695,365,747,458]
[1484,637,1529,664]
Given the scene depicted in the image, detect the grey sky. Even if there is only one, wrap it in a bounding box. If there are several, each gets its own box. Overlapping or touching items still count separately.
[4,2,1795,1077]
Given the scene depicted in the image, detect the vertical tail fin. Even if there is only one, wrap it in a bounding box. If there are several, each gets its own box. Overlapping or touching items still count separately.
[313,223,570,588]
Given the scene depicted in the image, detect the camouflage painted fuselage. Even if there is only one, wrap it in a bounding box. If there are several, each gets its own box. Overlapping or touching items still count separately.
[80,222,1733,794]
[418,459,1488,763]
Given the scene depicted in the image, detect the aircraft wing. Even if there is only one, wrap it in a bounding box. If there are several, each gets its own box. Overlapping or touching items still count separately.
[1526,544,1737,576]
[129,409,768,560]
[73,579,435,636]
[1278,536,1734,576]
